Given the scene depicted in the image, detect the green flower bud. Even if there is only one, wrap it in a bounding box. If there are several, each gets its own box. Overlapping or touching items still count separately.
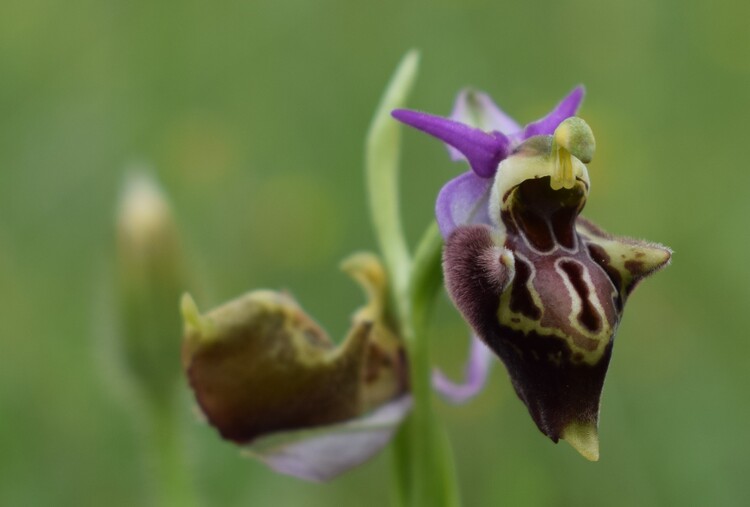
[116,172,186,408]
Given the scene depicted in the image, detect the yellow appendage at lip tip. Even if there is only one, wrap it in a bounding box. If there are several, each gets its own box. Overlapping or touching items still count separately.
[562,421,600,462]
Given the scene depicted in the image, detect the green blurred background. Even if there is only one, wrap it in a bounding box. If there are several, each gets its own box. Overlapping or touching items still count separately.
[2,0,749,505]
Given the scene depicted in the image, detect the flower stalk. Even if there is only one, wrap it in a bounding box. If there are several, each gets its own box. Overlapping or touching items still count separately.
[114,172,199,506]
[144,407,199,507]
[403,223,459,507]
[366,51,460,507]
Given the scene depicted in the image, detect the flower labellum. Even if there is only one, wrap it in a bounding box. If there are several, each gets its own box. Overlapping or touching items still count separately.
[181,253,411,480]
[396,91,671,460]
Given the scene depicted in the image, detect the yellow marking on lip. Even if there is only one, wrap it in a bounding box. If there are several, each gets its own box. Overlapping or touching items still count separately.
[552,145,576,190]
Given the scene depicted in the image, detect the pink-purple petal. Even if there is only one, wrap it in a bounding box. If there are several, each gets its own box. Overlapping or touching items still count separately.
[432,335,494,404]
[450,89,522,135]
[246,395,413,482]
[446,90,521,161]
[392,109,509,178]
[435,171,494,238]
[522,85,585,138]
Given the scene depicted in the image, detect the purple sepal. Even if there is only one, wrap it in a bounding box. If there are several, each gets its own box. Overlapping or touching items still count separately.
[392,109,510,178]
[522,86,585,138]
[433,335,494,404]
[435,171,493,238]
[246,395,413,482]
[446,90,522,161]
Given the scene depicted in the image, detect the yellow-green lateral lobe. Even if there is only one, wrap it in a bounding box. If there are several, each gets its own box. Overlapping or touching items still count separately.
[577,217,672,298]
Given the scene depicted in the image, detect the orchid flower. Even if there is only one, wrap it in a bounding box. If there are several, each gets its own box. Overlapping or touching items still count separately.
[393,89,671,460]
[181,253,412,482]
[398,88,585,405]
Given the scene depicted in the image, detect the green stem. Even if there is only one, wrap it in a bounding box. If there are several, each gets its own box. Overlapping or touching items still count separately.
[366,51,460,506]
[389,422,413,507]
[144,405,199,507]
[405,223,460,507]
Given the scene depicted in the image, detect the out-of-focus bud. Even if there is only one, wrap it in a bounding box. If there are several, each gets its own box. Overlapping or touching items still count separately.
[181,253,411,480]
[116,172,186,408]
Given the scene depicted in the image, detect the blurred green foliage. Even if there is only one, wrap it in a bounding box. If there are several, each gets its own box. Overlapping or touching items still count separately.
[1,0,749,505]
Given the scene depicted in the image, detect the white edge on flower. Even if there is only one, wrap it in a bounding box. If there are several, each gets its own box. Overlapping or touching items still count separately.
[243,395,413,482]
